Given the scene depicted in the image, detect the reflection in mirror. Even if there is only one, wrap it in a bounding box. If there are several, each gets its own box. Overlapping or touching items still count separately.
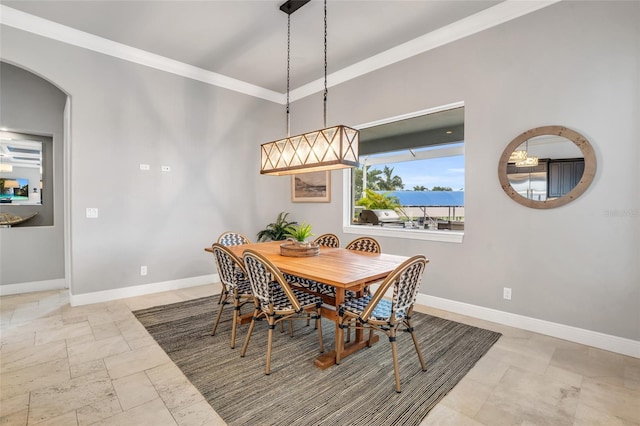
[0,138,43,205]
[507,135,584,201]
[499,126,596,209]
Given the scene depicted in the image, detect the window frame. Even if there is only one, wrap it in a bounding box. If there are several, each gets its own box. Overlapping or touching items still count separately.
[342,102,465,244]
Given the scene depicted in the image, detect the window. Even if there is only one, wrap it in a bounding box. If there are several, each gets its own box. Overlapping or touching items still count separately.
[343,103,464,243]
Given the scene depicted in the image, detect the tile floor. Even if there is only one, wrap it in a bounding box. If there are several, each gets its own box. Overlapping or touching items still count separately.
[1,284,638,425]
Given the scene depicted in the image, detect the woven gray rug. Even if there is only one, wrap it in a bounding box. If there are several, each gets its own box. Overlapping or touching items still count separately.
[133,295,501,426]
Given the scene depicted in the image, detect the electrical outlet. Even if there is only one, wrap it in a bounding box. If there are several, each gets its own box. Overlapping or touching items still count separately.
[503,287,512,300]
[86,208,99,218]
[140,265,147,276]
[161,165,171,172]
[139,164,150,171]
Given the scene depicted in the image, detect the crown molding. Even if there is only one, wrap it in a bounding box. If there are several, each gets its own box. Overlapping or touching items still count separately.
[1,1,560,105]
[0,5,284,104]
[290,0,561,101]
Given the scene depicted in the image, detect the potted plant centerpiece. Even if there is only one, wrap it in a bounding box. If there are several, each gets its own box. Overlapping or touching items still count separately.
[285,222,315,247]
[280,222,319,257]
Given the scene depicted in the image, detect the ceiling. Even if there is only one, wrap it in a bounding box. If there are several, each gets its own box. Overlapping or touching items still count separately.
[1,0,543,99]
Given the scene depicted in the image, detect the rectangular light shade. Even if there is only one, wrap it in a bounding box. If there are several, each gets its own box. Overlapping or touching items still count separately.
[261,125,359,175]
[508,150,527,163]
[515,156,539,167]
[0,164,13,173]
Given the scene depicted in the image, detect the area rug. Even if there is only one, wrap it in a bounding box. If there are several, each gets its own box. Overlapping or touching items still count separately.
[133,295,501,426]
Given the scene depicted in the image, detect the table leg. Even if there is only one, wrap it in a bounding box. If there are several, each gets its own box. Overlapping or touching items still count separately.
[314,285,379,370]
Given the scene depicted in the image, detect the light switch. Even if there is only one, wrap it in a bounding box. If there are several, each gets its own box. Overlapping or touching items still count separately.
[86,208,99,218]
[139,164,150,171]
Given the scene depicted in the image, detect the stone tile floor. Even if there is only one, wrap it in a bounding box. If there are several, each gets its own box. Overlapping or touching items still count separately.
[1,284,638,425]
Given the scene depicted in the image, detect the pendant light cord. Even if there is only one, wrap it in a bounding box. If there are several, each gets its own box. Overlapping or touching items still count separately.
[286,13,291,137]
[323,0,328,128]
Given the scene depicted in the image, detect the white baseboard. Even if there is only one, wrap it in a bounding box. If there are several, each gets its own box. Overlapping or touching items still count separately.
[69,274,218,307]
[7,276,637,358]
[0,278,67,296]
[417,293,640,359]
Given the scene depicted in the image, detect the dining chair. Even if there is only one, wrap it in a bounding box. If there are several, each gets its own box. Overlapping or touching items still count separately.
[215,231,251,304]
[283,233,340,301]
[335,254,428,393]
[285,233,341,304]
[217,231,252,246]
[313,233,340,248]
[241,249,324,375]
[345,236,381,253]
[209,243,255,349]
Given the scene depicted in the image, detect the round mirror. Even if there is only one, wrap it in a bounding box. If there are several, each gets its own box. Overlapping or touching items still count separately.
[498,126,596,209]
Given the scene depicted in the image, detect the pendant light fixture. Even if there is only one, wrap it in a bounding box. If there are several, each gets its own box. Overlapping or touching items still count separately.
[514,139,539,167]
[509,139,539,167]
[260,0,359,175]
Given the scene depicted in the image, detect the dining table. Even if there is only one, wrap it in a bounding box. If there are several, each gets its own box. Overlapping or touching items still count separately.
[205,240,410,369]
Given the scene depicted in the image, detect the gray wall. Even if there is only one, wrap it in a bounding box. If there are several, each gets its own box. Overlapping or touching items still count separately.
[288,1,640,341]
[0,1,637,342]
[0,25,285,295]
[0,61,66,285]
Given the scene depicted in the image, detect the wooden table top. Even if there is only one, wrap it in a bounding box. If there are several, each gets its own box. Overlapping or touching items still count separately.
[205,241,408,289]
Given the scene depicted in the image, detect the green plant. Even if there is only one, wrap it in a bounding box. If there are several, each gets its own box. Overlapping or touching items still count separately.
[256,212,297,242]
[285,222,315,242]
[355,189,400,210]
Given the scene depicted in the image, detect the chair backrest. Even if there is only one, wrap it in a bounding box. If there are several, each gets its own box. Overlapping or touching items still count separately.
[345,236,381,253]
[217,231,251,246]
[242,249,301,313]
[313,233,340,248]
[361,255,428,323]
[210,243,247,290]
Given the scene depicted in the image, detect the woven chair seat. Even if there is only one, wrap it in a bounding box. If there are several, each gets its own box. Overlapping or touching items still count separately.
[269,284,323,311]
[236,279,253,296]
[235,269,248,282]
[284,273,359,300]
[341,295,407,322]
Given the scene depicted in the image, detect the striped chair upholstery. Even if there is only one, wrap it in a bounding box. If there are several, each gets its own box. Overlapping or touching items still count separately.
[241,249,324,375]
[313,233,340,248]
[336,255,428,393]
[210,243,255,349]
[345,236,381,253]
[217,231,252,247]
[215,231,251,304]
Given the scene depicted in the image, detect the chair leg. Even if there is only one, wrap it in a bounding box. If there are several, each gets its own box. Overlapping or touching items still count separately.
[211,301,226,335]
[408,320,427,371]
[266,322,275,375]
[389,330,402,393]
[367,328,375,347]
[240,308,259,357]
[230,303,239,349]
